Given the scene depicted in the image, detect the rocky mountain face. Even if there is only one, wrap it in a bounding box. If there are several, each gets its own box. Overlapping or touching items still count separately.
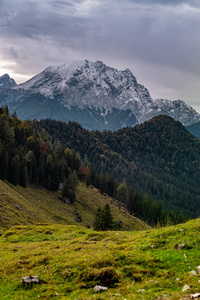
[0,60,200,130]
[0,74,16,90]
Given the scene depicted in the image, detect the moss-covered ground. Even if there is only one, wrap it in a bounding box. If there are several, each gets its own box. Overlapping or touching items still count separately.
[0,219,200,299]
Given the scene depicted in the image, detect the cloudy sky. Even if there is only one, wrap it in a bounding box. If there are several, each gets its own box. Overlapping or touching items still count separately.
[1,0,200,111]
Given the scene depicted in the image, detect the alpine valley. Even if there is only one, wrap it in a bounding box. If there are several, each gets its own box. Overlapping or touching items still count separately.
[1,59,200,300]
[1,60,200,131]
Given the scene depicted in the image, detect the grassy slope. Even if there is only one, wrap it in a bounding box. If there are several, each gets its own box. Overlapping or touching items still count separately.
[0,219,200,299]
[0,180,148,234]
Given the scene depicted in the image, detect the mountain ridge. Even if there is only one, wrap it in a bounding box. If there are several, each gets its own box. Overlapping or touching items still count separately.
[1,60,200,130]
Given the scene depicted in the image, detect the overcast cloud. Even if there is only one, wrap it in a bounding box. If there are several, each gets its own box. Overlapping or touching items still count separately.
[1,0,200,111]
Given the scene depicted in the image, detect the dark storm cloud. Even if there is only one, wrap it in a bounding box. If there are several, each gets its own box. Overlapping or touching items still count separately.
[0,0,200,108]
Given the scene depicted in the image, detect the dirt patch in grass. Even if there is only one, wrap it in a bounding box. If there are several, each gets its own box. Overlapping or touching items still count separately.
[79,267,120,287]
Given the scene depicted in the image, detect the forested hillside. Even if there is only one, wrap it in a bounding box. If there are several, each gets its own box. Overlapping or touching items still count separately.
[34,116,200,217]
[0,106,187,227]
[0,106,82,201]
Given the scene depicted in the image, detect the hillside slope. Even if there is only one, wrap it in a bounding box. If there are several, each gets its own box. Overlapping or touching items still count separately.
[0,218,200,299]
[0,180,148,234]
[34,115,200,216]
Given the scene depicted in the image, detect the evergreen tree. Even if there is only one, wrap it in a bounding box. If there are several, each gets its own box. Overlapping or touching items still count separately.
[0,147,9,180]
[102,204,113,230]
[51,161,60,190]
[62,171,79,203]
[93,204,114,231]
[9,155,20,185]
[117,180,127,204]
[19,159,29,187]
[93,208,103,231]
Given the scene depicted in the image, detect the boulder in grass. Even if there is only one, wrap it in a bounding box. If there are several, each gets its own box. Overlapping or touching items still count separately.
[182,284,190,292]
[175,243,186,250]
[190,270,197,276]
[93,285,108,292]
[22,275,39,285]
[191,293,200,299]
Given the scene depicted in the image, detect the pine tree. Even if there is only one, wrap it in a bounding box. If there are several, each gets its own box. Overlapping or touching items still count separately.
[102,204,113,230]
[9,155,20,185]
[19,159,29,188]
[93,204,114,231]
[0,147,9,180]
[93,208,103,231]
[117,180,127,204]
[62,171,79,203]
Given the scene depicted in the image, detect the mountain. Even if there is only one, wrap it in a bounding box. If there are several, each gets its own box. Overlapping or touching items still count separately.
[0,60,200,130]
[186,121,200,139]
[0,74,16,90]
[34,115,200,217]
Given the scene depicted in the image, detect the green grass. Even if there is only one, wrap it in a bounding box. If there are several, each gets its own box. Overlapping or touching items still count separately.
[0,219,200,299]
[0,180,148,235]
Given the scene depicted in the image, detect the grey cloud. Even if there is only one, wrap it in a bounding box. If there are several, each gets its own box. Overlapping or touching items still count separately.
[127,0,200,7]
[10,47,19,59]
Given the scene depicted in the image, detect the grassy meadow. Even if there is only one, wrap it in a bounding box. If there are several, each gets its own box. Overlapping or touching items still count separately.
[0,219,200,299]
[0,180,200,299]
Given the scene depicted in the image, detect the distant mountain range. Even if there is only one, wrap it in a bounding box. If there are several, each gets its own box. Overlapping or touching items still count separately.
[186,122,200,139]
[0,60,200,130]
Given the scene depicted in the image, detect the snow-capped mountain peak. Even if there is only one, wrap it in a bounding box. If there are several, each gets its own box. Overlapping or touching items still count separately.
[0,74,16,90]
[1,60,200,130]
[16,60,152,116]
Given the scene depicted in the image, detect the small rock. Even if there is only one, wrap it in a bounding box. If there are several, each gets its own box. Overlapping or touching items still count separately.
[148,280,158,284]
[55,293,60,296]
[175,243,186,250]
[197,266,200,275]
[191,270,197,276]
[15,204,20,209]
[191,293,200,299]
[93,285,108,292]
[22,275,39,284]
[138,289,145,292]
[182,284,190,292]
[63,198,71,204]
